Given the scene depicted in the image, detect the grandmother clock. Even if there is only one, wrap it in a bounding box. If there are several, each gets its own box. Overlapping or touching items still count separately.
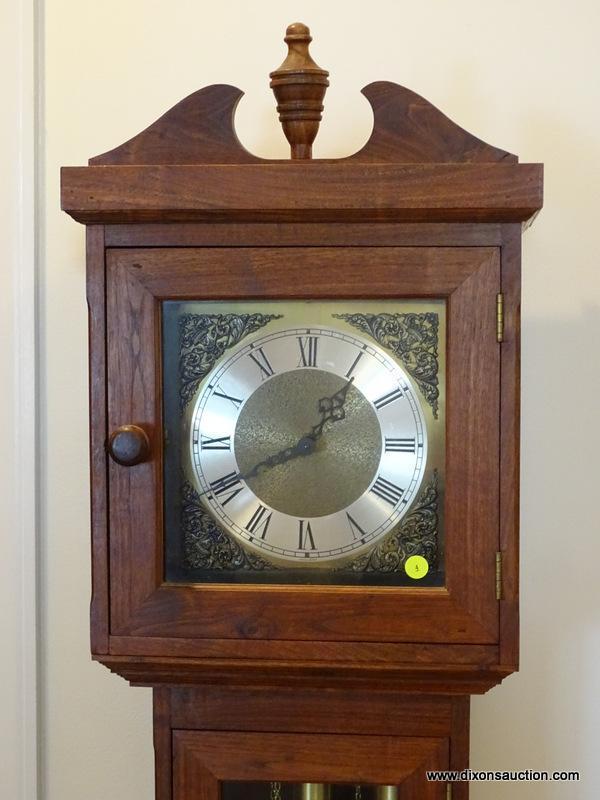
[61,23,543,800]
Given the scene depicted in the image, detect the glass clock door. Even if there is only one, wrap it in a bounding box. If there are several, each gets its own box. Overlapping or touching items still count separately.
[106,244,500,645]
[162,299,446,588]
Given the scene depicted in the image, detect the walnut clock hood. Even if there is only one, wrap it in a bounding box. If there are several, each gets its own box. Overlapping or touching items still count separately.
[61,21,543,800]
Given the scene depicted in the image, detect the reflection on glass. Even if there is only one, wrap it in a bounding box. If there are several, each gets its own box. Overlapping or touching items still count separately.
[163,299,446,588]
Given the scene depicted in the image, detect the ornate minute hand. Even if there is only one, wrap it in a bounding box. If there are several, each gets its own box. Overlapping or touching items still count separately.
[238,377,355,482]
[237,435,316,481]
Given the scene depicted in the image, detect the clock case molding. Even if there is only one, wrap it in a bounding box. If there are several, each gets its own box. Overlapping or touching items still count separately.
[61,53,542,699]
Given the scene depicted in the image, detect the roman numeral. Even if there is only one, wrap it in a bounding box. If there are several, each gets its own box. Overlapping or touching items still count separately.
[345,349,364,379]
[200,434,231,451]
[374,387,403,410]
[248,346,275,379]
[370,475,405,506]
[212,387,243,409]
[298,336,318,368]
[346,512,367,540]
[209,472,243,506]
[245,504,272,539]
[298,520,316,551]
[385,437,416,453]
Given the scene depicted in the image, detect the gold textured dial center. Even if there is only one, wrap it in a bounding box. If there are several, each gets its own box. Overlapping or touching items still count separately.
[234,369,382,518]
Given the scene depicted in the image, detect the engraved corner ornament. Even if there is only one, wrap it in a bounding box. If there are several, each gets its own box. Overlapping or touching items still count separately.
[345,470,439,574]
[334,312,440,417]
[179,312,283,410]
[181,472,439,575]
[182,480,272,571]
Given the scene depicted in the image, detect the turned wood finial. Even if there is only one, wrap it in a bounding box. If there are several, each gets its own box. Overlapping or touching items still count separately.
[270,23,329,160]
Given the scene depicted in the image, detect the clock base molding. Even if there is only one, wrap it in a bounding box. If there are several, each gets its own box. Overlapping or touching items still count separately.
[153,685,471,800]
[97,655,511,696]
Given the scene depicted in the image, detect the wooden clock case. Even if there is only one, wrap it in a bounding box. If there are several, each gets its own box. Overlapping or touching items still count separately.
[61,23,543,800]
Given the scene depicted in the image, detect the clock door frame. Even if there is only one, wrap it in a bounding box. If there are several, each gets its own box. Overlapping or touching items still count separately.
[103,242,500,650]
[173,730,449,800]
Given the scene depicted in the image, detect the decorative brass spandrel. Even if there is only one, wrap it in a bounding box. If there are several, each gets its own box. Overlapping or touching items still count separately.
[333,312,440,418]
[178,312,282,410]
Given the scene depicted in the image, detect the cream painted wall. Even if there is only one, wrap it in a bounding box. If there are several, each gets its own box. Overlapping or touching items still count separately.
[42,1,600,799]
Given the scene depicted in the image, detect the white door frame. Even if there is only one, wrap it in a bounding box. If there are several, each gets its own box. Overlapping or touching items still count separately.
[0,0,39,798]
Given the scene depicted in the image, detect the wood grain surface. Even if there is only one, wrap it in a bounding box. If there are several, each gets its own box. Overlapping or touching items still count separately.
[86,226,109,654]
[103,221,504,248]
[151,686,468,798]
[62,162,542,225]
[173,730,448,799]
[86,80,516,166]
[498,225,522,669]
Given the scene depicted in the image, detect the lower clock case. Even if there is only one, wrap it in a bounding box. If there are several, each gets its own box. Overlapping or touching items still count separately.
[162,299,446,588]
[160,686,462,800]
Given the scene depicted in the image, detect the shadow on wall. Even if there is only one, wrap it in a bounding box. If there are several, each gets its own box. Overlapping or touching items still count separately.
[471,305,600,800]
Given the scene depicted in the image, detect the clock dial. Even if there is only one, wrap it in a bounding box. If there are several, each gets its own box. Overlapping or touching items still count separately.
[190,326,427,567]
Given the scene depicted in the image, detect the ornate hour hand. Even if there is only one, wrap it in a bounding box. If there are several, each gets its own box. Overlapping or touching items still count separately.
[309,377,354,438]
[238,378,355,481]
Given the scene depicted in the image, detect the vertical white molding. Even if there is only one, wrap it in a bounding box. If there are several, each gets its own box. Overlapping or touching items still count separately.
[0,0,39,798]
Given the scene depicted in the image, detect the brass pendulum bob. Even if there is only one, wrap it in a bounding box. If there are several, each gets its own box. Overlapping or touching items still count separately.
[375,787,398,800]
[300,784,331,800]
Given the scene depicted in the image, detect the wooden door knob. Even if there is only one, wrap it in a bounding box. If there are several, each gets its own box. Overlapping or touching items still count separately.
[107,425,150,466]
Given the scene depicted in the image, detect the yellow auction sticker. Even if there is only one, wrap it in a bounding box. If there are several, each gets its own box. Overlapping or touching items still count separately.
[405,555,429,580]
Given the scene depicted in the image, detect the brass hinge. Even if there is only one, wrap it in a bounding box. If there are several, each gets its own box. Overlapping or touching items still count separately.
[446,783,453,799]
[496,551,503,600]
[496,292,504,342]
